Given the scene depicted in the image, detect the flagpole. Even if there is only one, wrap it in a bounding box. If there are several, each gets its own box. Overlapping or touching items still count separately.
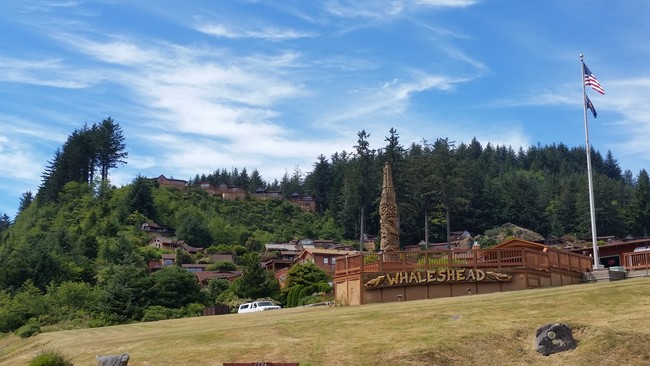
[580,53,601,270]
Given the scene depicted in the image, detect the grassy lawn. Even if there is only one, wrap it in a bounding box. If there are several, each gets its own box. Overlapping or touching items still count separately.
[2,277,650,366]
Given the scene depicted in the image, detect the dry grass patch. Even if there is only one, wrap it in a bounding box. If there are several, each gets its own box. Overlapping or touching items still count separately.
[2,278,650,365]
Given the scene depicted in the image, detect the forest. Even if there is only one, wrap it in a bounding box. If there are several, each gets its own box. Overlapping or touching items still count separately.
[1,121,649,336]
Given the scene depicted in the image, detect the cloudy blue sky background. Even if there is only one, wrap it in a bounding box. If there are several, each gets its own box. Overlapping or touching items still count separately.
[1,0,650,218]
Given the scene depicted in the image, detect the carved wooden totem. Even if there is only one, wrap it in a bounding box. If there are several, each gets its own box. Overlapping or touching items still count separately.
[380,162,399,252]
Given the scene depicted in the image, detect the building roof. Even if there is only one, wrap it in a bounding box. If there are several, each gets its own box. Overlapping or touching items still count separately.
[265,243,300,251]
[210,254,234,262]
[195,271,242,283]
[493,238,550,251]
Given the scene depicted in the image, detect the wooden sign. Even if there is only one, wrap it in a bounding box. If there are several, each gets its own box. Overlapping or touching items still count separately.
[363,269,512,289]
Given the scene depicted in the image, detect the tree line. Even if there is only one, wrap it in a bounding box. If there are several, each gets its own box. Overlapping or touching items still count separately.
[177,128,650,246]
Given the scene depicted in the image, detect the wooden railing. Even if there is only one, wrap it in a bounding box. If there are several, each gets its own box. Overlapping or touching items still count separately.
[623,251,650,270]
[335,249,592,276]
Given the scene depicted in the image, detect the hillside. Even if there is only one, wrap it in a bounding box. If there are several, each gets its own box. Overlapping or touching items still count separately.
[2,278,650,366]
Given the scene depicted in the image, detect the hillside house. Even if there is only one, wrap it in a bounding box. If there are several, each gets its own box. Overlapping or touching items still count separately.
[182,263,210,272]
[254,189,283,200]
[294,248,356,276]
[195,271,242,287]
[197,182,247,201]
[149,237,203,254]
[262,238,336,270]
[147,253,177,272]
[273,247,356,288]
[263,243,302,272]
[153,175,187,188]
[140,221,175,235]
[289,193,317,212]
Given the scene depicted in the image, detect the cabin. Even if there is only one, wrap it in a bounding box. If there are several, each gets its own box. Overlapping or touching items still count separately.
[153,174,187,188]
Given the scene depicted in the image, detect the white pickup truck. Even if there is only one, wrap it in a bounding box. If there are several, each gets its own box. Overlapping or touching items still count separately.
[237,301,281,314]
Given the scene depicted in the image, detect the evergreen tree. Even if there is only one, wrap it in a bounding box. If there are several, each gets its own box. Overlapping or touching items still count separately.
[628,169,650,236]
[429,138,469,244]
[18,191,33,214]
[95,117,128,182]
[122,175,156,221]
[345,130,376,247]
[249,169,266,192]
[0,213,11,233]
[304,155,332,214]
[231,252,279,300]
[402,142,436,246]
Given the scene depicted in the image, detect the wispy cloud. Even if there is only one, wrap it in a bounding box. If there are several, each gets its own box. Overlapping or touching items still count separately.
[601,78,650,163]
[415,0,478,8]
[324,0,478,19]
[196,23,313,40]
[0,56,99,88]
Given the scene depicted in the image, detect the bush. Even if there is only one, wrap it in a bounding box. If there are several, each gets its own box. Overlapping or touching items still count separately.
[141,306,174,322]
[182,303,205,317]
[28,348,74,366]
[207,261,237,272]
[16,319,41,338]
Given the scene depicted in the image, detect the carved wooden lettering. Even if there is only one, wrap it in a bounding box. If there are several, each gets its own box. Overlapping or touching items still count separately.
[364,269,512,289]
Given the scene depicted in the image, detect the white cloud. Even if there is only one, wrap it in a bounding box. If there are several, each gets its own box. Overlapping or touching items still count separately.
[415,0,478,8]
[196,23,313,40]
[600,78,650,164]
[0,56,98,88]
[0,135,43,181]
[324,0,478,19]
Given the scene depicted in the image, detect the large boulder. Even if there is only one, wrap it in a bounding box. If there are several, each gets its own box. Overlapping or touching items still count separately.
[96,353,129,366]
[534,323,577,356]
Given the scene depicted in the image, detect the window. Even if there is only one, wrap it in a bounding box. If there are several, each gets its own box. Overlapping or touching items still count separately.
[324,258,329,264]
[332,257,336,264]
[163,259,173,266]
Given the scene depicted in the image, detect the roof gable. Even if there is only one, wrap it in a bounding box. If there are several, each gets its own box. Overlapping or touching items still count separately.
[492,238,549,251]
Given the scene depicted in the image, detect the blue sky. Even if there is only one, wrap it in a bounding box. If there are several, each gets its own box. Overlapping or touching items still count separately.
[1,0,650,218]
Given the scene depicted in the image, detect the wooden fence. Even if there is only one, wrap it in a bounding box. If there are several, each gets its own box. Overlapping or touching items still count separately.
[202,305,230,316]
[623,251,650,270]
[335,248,592,276]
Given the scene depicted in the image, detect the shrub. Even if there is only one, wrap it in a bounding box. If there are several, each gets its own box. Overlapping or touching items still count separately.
[141,306,174,322]
[28,348,73,366]
[182,303,205,317]
[16,319,41,338]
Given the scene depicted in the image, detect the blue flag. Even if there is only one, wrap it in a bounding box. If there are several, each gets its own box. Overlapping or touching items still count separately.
[585,94,597,118]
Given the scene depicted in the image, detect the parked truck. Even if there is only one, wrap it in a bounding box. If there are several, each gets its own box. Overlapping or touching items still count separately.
[237,301,281,313]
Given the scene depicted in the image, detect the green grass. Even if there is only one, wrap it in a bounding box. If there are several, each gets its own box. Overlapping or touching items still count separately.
[2,278,650,365]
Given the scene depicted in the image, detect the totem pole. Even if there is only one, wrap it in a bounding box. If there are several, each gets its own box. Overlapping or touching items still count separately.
[380,162,399,253]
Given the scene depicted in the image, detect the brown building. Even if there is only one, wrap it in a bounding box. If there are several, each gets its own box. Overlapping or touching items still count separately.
[568,237,650,268]
[334,239,592,306]
[149,237,203,254]
[153,175,187,188]
[294,248,354,276]
[289,193,317,212]
[197,182,247,201]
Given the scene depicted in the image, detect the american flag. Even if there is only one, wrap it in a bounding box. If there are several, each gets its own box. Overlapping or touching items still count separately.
[583,63,604,95]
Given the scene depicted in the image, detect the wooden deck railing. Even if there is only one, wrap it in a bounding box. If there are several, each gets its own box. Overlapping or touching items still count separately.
[335,249,592,276]
[623,251,650,270]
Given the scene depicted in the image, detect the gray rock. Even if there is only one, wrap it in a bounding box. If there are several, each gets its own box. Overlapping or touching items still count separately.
[96,353,130,366]
[534,323,577,356]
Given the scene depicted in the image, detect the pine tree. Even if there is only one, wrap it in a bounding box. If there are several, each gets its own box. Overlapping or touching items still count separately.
[95,117,128,182]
